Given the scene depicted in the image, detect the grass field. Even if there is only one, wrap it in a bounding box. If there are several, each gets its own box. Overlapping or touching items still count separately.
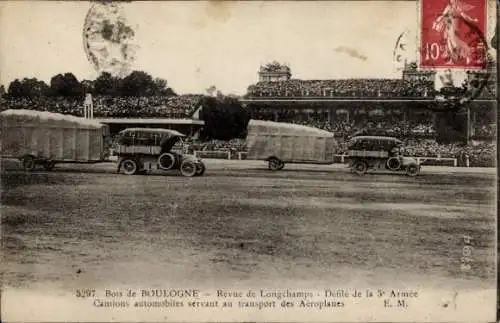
[1,159,496,293]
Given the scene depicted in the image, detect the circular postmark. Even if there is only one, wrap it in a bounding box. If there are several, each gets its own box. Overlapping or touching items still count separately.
[83,1,139,77]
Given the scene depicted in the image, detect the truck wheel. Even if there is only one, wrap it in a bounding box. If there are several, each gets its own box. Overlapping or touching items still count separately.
[268,157,284,171]
[43,161,56,171]
[158,153,176,170]
[195,161,206,176]
[386,157,401,171]
[22,155,36,172]
[406,164,419,177]
[122,159,138,175]
[180,160,197,177]
[353,161,368,175]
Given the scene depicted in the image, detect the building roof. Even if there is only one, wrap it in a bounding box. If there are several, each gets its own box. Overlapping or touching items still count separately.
[94,118,205,125]
[119,128,186,137]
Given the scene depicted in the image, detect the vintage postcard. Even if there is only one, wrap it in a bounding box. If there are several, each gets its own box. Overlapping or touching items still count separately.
[0,0,497,322]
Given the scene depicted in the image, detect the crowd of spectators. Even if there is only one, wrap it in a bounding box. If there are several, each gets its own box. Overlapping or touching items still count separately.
[188,138,247,152]
[246,79,436,98]
[402,139,495,167]
[1,94,204,118]
[92,95,203,118]
[251,109,438,139]
[474,123,496,138]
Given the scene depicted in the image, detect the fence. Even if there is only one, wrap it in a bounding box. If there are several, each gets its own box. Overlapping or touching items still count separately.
[193,150,460,167]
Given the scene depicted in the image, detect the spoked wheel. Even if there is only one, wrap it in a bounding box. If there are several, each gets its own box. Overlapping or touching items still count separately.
[268,158,284,171]
[195,161,206,176]
[405,164,419,177]
[121,159,138,175]
[43,161,56,171]
[158,153,176,170]
[353,161,368,175]
[386,157,401,171]
[22,155,36,172]
[180,160,197,177]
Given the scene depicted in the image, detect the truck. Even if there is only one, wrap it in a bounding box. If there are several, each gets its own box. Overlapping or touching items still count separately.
[115,127,206,176]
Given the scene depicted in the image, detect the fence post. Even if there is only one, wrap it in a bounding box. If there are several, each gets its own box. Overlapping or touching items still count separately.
[227,151,231,160]
[453,158,457,167]
[238,152,242,160]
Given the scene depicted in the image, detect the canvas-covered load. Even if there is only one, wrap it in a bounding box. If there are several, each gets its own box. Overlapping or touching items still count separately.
[246,120,337,163]
[0,109,108,162]
[116,128,185,155]
[347,136,402,158]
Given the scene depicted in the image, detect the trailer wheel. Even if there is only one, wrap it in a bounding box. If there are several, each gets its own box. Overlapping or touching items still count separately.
[268,157,284,171]
[405,164,419,177]
[22,155,36,172]
[180,160,197,177]
[43,161,56,171]
[122,159,138,175]
[195,161,206,176]
[353,161,368,175]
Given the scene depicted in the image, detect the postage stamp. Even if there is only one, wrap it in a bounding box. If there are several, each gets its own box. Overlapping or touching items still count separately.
[419,0,488,68]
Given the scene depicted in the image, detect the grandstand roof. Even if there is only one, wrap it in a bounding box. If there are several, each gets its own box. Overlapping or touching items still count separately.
[94,118,204,125]
[241,98,496,103]
[119,128,186,137]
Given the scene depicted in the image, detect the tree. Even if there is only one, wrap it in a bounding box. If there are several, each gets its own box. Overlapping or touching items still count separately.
[94,72,120,96]
[120,70,155,96]
[7,78,49,97]
[7,79,23,97]
[153,77,176,96]
[49,73,83,97]
[199,96,250,140]
[434,109,467,144]
[0,85,5,97]
[81,80,95,94]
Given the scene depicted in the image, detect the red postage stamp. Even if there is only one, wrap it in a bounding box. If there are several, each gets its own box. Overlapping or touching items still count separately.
[419,0,487,69]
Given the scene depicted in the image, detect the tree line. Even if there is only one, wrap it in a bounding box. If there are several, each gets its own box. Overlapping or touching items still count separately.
[5,71,176,98]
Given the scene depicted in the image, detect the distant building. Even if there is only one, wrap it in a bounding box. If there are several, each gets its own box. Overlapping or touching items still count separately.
[258,61,291,82]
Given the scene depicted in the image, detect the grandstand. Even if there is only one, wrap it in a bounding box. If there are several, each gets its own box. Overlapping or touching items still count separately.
[1,94,206,135]
[243,61,496,139]
[239,61,496,167]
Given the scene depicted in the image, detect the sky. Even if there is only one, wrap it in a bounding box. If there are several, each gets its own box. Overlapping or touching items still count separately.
[0,1,496,95]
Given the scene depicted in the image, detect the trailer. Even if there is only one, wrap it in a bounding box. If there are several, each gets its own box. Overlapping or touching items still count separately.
[245,120,338,170]
[0,109,109,171]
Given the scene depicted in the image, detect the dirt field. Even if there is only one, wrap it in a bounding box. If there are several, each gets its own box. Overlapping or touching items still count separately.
[1,159,496,293]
